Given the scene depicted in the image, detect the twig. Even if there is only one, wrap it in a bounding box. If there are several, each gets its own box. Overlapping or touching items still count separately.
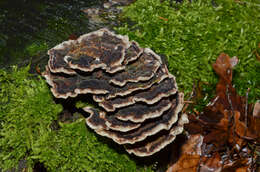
[158,16,168,21]
[245,88,250,134]
[197,143,206,172]
[197,154,201,172]
[255,50,260,61]
[249,144,256,171]
[183,100,194,104]
[245,88,250,123]
[193,109,200,116]
[182,81,196,113]
[234,0,260,7]
[226,84,235,145]
[35,64,42,75]
[226,146,232,165]
[188,80,196,100]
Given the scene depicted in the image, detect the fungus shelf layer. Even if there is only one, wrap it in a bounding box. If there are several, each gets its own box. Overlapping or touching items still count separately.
[43,28,188,157]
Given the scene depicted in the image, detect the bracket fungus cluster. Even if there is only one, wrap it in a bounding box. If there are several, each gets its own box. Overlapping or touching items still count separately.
[43,28,188,157]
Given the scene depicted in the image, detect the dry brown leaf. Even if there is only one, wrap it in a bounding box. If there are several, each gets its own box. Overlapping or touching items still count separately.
[200,153,222,172]
[167,134,203,172]
[169,53,259,172]
[253,102,260,117]
[168,135,223,172]
[212,53,238,83]
[222,158,251,172]
[247,113,260,142]
[184,114,205,134]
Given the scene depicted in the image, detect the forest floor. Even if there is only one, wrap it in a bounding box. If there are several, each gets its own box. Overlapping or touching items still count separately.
[0,0,259,171]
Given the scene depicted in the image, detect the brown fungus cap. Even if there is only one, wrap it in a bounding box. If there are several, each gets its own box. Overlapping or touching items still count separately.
[48,28,132,74]
[84,107,141,132]
[93,65,169,102]
[114,98,172,123]
[43,50,164,99]
[48,40,77,74]
[88,93,184,145]
[123,41,143,65]
[109,48,161,87]
[98,76,178,112]
[64,28,131,73]
[43,64,168,100]
[42,66,114,99]
[85,98,173,132]
[125,113,189,157]
[43,28,188,157]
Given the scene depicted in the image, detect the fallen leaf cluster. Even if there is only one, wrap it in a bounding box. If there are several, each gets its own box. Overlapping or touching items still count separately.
[168,53,260,172]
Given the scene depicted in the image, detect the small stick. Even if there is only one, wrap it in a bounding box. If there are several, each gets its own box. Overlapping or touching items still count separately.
[158,16,168,21]
[226,146,232,165]
[226,85,235,146]
[193,109,200,116]
[245,88,250,130]
[182,81,196,113]
[196,143,206,172]
[183,101,194,104]
[35,64,42,75]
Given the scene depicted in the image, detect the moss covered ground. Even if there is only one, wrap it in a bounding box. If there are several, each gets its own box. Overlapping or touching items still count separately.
[116,0,260,108]
[0,0,259,171]
[0,66,152,171]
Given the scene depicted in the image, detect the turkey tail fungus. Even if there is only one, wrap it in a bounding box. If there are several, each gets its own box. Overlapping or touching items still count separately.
[42,28,188,156]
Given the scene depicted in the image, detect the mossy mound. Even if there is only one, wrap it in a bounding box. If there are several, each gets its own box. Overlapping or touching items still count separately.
[0,66,152,172]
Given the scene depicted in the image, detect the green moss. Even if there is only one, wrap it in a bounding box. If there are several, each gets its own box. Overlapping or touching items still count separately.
[116,0,260,103]
[32,120,152,172]
[0,66,62,170]
[75,101,95,109]
[25,41,49,56]
[0,66,152,171]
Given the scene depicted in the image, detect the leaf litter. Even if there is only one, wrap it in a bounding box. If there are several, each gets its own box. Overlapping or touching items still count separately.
[168,53,260,172]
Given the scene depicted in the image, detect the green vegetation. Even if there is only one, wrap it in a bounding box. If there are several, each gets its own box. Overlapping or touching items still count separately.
[0,0,259,171]
[25,41,49,57]
[0,66,62,170]
[116,0,260,106]
[0,0,99,67]
[0,66,152,171]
